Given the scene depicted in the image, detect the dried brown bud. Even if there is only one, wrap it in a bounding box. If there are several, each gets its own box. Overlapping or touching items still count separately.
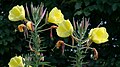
[18,24,26,32]
[56,40,65,55]
[56,40,64,48]
[92,48,98,60]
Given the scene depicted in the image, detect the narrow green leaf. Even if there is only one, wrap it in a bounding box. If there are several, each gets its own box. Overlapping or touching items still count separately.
[74,10,83,16]
[83,11,90,16]
[112,3,117,11]
[84,0,90,6]
[75,2,82,10]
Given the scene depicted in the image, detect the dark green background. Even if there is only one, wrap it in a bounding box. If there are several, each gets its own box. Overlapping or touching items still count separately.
[0,0,120,67]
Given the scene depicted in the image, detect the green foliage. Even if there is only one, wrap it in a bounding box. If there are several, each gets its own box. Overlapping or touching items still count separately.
[74,0,120,16]
[0,14,25,66]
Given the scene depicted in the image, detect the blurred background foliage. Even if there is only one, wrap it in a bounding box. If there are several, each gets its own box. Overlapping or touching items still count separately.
[0,0,120,67]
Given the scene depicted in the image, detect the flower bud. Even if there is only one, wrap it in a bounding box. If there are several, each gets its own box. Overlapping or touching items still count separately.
[26,21,34,31]
[18,24,26,32]
[93,48,98,60]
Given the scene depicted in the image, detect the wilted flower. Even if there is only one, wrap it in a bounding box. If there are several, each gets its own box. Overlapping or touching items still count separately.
[56,40,65,55]
[18,24,26,32]
[8,56,24,67]
[56,19,73,37]
[89,27,109,44]
[92,48,98,60]
[56,40,64,48]
[48,7,64,25]
[26,21,34,31]
[8,5,26,21]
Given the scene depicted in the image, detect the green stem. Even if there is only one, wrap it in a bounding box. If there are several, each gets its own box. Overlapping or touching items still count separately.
[64,43,77,48]
[71,35,79,42]
[38,28,51,32]
[37,23,48,30]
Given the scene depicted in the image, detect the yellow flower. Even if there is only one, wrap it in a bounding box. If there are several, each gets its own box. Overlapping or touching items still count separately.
[29,65,32,67]
[8,5,25,21]
[56,19,73,37]
[18,24,26,32]
[89,27,109,44]
[26,21,34,31]
[8,56,24,67]
[48,7,64,25]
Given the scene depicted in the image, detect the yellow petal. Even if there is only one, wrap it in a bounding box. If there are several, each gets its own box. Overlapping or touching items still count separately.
[29,65,32,67]
[56,19,73,37]
[48,7,64,25]
[8,56,24,67]
[88,27,109,44]
[8,5,25,21]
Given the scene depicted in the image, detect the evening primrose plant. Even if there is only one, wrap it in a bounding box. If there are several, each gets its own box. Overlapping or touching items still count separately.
[8,3,109,67]
[8,3,49,67]
[47,7,109,67]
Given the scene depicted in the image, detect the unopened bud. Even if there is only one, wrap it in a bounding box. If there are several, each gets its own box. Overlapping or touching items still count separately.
[26,21,34,31]
[56,40,64,48]
[92,48,98,60]
[18,24,26,32]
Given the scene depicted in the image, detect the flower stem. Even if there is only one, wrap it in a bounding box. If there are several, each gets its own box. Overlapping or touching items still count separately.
[38,28,51,32]
[64,43,77,48]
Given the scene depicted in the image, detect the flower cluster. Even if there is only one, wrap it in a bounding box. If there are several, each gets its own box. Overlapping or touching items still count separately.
[8,4,109,67]
[47,7,109,65]
[48,7,109,45]
[8,5,34,67]
[8,5,34,33]
[8,3,49,67]
[48,7,73,37]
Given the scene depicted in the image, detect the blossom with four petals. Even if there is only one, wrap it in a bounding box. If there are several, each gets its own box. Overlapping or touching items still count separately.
[8,56,24,67]
[89,27,109,44]
[8,5,26,21]
[56,19,73,37]
[48,7,64,25]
